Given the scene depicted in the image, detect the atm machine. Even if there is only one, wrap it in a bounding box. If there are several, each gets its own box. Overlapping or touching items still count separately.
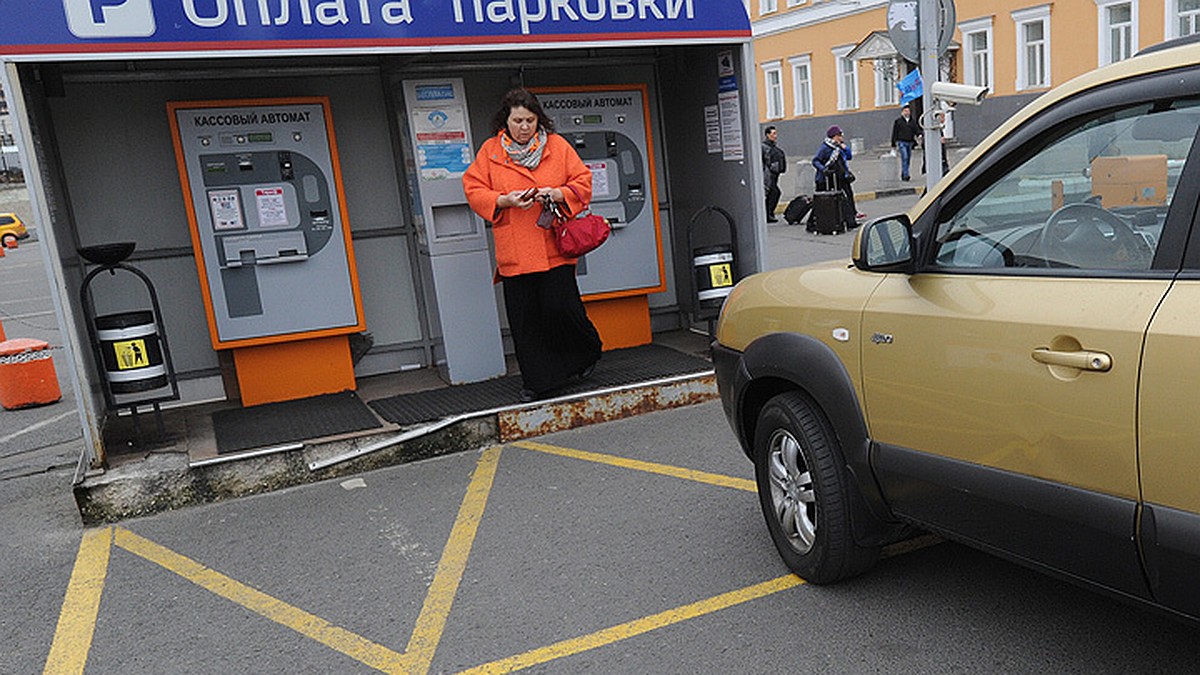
[169,97,365,405]
[534,86,665,348]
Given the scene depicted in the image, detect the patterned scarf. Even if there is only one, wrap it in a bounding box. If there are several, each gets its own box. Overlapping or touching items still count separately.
[500,128,548,169]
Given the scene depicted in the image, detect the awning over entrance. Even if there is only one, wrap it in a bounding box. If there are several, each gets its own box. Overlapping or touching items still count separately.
[0,1,750,60]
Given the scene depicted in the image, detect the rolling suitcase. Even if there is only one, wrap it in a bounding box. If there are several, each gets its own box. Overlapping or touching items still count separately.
[807,190,846,234]
[783,194,812,225]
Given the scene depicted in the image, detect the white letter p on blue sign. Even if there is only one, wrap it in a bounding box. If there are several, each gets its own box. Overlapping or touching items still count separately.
[63,0,156,38]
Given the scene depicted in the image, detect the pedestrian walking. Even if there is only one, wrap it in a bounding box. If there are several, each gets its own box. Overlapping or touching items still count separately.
[762,126,786,222]
[462,87,602,403]
[890,104,921,181]
[811,125,861,230]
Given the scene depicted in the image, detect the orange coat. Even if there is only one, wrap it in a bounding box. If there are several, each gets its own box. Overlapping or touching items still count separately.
[463,132,593,278]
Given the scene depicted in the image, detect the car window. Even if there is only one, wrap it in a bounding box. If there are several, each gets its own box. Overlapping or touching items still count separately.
[0,216,12,225]
[933,100,1200,272]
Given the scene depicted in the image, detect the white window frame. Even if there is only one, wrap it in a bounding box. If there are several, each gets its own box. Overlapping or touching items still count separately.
[960,17,994,92]
[759,0,778,15]
[874,56,900,107]
[833,45,859,111]
[1096,0,1137,66]
[763,60,785,120]
[790,55,813,116]
[1166,0,1200,38]
[1013,5,1051,91]
[786,0,805,7]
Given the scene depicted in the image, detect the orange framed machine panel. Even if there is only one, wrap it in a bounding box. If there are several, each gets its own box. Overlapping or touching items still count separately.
[531,83,667,302]
[167,96,365,352]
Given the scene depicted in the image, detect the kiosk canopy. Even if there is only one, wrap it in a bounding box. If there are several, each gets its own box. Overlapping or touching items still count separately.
[0,0,750,59]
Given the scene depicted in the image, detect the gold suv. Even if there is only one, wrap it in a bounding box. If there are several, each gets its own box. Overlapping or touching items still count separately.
[713,37,1200,621]
[0,213,27,248]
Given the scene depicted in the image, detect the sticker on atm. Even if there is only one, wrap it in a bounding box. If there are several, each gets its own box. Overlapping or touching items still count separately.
[584,160,612,199]
[113,339,149,370]
[709,263,734,288]
[255,187,290,228]
[208,188,244,231]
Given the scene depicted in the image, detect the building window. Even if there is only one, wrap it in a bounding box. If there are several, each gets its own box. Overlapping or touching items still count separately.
[833,46,858,110]
[760,0,778,15]
[875,57,900,107]
[960,17,994,91]
[1097,0,1136,65]
[786,0,805,6]
[1169,0,1200,37]
[1013,6,1051,90]
[763,61,785,119]
[790,56,813,115]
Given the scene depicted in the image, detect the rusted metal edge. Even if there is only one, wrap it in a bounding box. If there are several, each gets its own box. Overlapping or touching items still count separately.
[307,370,715,472]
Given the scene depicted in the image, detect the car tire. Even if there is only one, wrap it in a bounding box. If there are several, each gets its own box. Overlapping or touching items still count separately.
[0,233,15,249]
[753,392,880,584]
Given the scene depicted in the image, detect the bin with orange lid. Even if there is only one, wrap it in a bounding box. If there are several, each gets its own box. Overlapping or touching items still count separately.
[0,338,62,410]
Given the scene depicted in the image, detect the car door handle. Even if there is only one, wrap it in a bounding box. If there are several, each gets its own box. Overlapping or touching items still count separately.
[1031,348,1112,372]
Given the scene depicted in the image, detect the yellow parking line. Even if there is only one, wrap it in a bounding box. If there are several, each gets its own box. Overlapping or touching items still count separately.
[112,527,410,674]
[456,575,804,674]
[513,440,756,492]
[406,445,503,674]
[44,527,113,675]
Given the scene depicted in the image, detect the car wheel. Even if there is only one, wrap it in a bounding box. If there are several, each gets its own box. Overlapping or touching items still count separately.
[753,392,879,584]
[0,233,14,249]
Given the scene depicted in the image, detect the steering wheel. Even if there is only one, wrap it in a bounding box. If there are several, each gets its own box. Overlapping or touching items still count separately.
[1038,202,1152,270]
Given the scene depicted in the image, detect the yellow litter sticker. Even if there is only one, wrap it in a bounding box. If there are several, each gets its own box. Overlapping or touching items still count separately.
[708,263,733,288]
[113,339,149,370]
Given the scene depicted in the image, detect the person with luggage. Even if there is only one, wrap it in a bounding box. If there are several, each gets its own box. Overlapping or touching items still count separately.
[761,125,786,222]
[810,125,860,232]
[890,104,921,181]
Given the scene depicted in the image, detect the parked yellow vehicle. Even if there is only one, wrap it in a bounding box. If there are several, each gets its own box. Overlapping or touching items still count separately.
[0,213,28,248]
[714,36,1200,622]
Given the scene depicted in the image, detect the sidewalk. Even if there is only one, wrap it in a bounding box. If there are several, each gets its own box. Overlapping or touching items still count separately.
[774,143,973,209]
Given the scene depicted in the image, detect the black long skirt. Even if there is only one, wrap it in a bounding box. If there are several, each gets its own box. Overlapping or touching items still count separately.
[501,265,602,395]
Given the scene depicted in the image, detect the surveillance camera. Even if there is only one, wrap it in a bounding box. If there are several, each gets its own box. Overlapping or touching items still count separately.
[929,81,989,105]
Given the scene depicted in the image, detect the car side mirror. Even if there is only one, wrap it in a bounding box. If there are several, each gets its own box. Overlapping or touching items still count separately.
[853,215,915,272]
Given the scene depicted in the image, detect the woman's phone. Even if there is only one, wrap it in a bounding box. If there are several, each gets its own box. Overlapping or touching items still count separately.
[520,187,538,200]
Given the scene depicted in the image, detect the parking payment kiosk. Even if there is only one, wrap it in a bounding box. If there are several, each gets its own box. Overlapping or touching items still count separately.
[535,86,665,348]
[169,98,365,405]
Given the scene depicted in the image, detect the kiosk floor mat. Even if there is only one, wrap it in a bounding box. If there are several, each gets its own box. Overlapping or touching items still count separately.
[368,344,712,426]
[213,390,383,454]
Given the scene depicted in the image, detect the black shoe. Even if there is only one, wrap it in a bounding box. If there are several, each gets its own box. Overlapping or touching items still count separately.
[767,217,779,223]
[901,175,910,181]
[578,362,596,381]
[518,388,537,403]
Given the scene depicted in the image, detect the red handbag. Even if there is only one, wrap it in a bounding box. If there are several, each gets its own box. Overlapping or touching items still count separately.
[553,185,611,257]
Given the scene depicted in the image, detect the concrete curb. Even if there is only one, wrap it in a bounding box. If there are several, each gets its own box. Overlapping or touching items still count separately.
[74,374,718,524]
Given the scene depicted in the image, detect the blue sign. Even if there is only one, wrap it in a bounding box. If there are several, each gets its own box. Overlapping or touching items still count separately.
[897,68,923,105]
[0,0,750,57]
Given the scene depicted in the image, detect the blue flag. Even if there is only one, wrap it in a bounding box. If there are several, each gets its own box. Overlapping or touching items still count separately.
[897,69,923,105]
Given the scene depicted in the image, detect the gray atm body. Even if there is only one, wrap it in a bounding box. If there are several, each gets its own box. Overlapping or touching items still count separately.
[173,102,360,344]
[539,89,662,296]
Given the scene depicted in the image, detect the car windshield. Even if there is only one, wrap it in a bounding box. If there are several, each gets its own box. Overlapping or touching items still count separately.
[934,99,1200,271]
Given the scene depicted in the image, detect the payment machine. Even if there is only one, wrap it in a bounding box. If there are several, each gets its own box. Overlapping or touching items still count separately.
[169,98,365,404]
[535,86,665,346]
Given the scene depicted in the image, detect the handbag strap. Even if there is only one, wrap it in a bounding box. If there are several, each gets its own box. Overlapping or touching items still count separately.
[563,184,590,214]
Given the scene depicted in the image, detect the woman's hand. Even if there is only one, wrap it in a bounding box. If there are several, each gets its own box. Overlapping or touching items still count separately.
[534,187,564,203]
[498,188,539,210]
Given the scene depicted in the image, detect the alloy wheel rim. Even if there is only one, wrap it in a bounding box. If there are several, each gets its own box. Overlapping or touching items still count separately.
[767,428,817,553]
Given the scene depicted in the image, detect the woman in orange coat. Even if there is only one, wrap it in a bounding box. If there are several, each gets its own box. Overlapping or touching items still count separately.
[463,87,602,403]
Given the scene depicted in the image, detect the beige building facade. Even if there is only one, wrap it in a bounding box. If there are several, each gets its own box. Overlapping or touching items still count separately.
[752,0,1200,179]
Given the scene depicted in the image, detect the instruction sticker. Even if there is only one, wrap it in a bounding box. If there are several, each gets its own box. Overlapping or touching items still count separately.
[709,263,734,288]
[113,339,149,370]
[208,189,244,231]
[585,160,611,199]
[255,187,289,228]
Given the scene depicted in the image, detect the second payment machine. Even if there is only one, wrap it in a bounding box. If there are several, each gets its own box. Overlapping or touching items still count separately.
[535,86,665,300]
[170,98,365,404]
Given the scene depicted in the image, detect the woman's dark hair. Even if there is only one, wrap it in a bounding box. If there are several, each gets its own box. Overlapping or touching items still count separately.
[490,87,556,135]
